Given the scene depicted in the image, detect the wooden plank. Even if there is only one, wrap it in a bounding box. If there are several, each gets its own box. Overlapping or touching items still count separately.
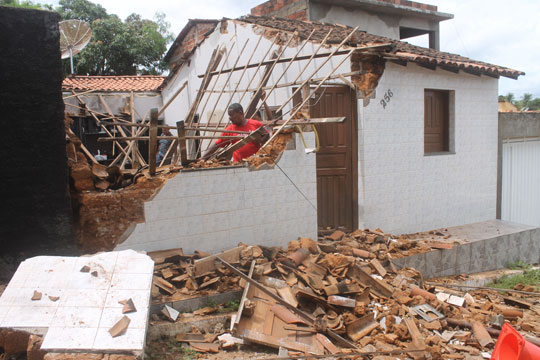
[277,287,298,308]
[315,333,339,355]
[217,257,358,349]
[235,260,256,327]
[349,265,394,298]
[185,47,222,125]
[157,81,188,117]
[148,108,158,176]
[176,120,188,166]
[194,247,243,276]
[200,43,391,78]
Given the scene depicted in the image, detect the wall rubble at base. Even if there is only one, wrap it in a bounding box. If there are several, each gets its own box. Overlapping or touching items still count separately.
[116,133,318,254]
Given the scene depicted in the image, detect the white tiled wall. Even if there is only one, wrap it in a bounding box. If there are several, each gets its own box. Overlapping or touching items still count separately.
[358,63,499,234]
[116,133,318,254]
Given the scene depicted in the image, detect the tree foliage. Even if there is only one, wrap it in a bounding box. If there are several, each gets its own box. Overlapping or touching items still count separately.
[2,0,173,75]
[0,0,51,9]
[500,92,540,111]
[57,0,172,76]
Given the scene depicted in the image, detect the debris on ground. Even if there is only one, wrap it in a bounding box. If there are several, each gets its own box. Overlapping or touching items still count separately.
[148,229,540,358]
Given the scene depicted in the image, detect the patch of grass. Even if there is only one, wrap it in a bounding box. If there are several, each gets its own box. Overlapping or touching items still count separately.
[145,337,201,360]
[488,267,540,291]
[206,300,218,308]
[507,260,532,270]
[218,299,240,313]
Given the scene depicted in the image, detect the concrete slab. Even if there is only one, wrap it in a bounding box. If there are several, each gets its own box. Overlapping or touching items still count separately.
[394,220,539,278]
[0,250,153,353]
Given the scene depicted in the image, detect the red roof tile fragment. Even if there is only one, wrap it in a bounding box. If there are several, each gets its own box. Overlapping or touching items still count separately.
[62,75,165,92]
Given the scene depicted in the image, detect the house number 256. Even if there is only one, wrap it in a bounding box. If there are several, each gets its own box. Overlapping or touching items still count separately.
[380,89,393,109]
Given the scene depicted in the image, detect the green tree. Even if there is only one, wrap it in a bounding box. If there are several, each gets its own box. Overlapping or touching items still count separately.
[57,0,172,75]
[57,0,107,23]
[517,93,533,110]
[0,0,51,9]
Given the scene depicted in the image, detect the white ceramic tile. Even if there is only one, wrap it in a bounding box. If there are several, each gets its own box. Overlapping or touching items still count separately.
[98,307,148,329]
[92,327,145,350]
[67,271,112,290]
[109,272,152,291]
[0,306,10,323]
[0,287,61,308]
[113,256,154,274]
[2,306,57,328]
[41,326,98,350]
[103,289,150,309]
[50,306,102,328]
[60,289,108,308]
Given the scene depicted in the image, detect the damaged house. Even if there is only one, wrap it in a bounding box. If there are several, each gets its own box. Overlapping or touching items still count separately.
[107,0,523,254]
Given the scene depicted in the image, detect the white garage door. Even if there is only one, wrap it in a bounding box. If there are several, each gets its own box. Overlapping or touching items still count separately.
[501,138,540,226]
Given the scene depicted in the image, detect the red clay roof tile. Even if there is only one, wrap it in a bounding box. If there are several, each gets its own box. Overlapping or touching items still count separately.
[62,75,165,92]
[237,15,524,79]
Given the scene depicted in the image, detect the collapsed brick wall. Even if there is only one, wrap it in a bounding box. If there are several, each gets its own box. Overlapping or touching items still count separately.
[73,176,169,254]
[168,22,219,69]
[0,7,74,274]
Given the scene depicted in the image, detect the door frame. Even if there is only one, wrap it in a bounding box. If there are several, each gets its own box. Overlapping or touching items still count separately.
[303,84,359,231]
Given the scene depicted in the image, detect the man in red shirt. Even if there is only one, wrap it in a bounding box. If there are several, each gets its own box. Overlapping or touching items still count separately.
[202,103,268,162]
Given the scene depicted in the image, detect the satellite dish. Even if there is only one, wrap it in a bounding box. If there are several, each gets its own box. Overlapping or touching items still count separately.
[59,19,92,74]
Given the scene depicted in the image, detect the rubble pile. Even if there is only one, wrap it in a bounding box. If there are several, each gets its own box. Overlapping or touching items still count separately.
[150,230,540,358]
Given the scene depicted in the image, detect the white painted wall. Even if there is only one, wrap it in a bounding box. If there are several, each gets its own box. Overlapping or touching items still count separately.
[160,20,352,132]
[502,138,540,227]
[115,133,318,254]
[63,92,163,121]
[358,62,499,234]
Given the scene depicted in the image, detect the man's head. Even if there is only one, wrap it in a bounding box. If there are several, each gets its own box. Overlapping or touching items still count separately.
[228,103,246,126]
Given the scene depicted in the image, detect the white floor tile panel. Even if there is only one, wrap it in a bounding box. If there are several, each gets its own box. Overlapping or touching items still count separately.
[0,250,153,352]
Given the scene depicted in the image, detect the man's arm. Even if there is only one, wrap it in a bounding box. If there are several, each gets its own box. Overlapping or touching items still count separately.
[201,142,221,160]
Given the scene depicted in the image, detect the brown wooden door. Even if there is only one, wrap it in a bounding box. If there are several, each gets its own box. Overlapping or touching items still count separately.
[296,86,357,231]
[424,90,449,153]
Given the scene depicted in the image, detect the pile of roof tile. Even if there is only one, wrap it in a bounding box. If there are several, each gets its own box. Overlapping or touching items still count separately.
[149,229,540,358]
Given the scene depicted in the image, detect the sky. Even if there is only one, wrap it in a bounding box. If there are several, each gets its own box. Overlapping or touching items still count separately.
[49,0,540,99]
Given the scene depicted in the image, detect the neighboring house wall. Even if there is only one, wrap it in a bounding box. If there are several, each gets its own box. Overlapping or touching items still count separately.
[63,92,163,121]
[115,135,317,253]
[498,113,540,225]
[358,62,499,234]
[250,0,446,48]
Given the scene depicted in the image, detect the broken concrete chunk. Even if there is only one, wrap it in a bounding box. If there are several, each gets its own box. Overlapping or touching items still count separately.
[218,333,244,348]
[109,315,130,337]
[31,290,42,301]
[161,304,179,322]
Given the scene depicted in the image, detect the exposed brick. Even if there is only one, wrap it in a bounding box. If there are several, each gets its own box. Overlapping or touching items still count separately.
[3,330,30,354]
[27,335,47,360]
